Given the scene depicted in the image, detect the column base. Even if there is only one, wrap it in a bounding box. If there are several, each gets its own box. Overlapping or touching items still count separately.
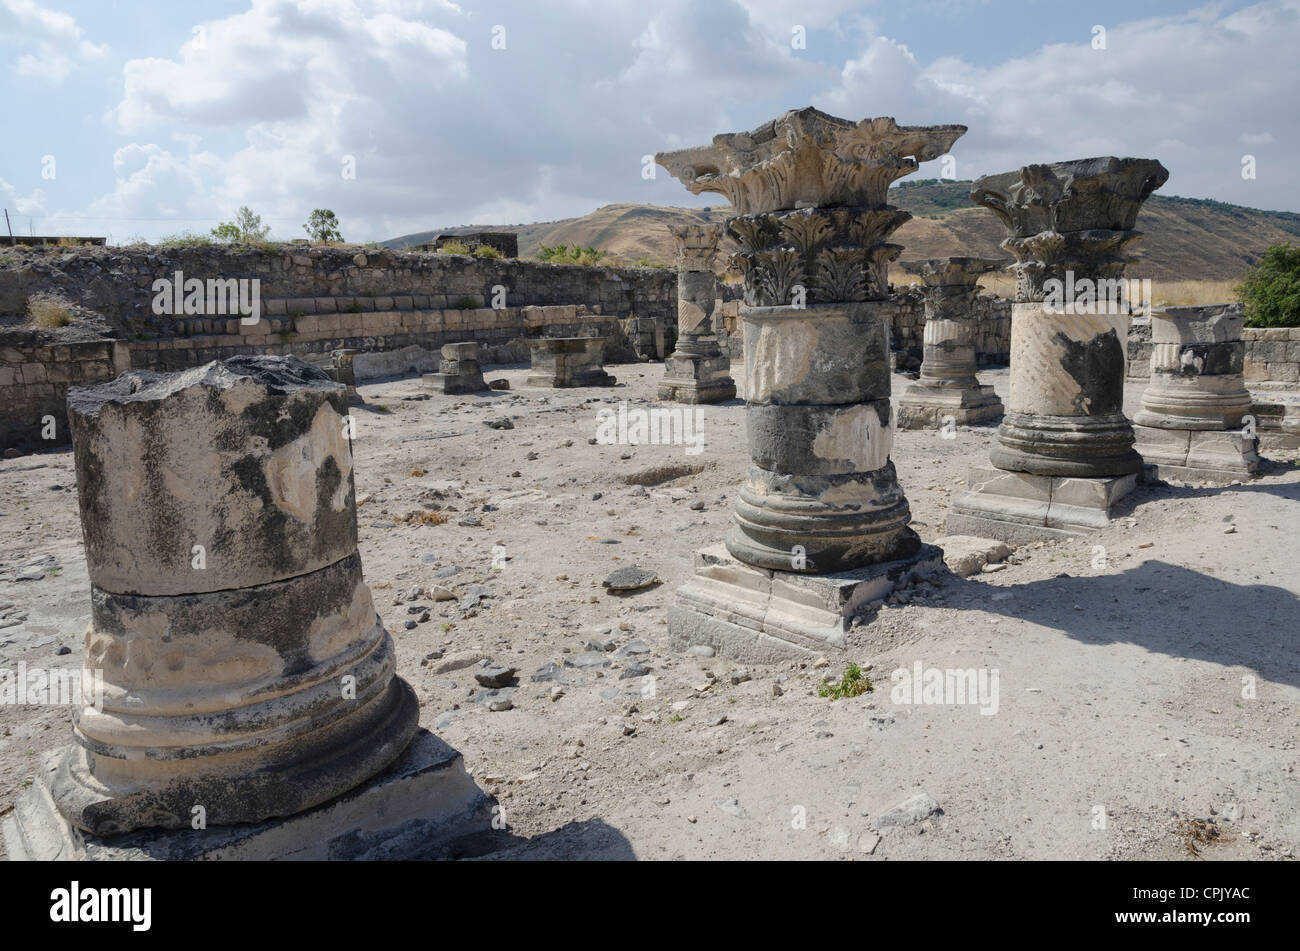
[666,542,944,663]
[525,369,616,388]
[896,384,1003,429]
[423,371,488,394]
[1134,425,1261,483]
[3,730,491,861]
[946,466,1138,544]
[657,352,736,404]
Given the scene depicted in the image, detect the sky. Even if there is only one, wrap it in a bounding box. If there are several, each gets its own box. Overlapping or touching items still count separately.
[0,0,1295,244]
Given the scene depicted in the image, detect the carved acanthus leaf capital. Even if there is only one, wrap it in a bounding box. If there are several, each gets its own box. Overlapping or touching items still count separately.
[656,107,966,214]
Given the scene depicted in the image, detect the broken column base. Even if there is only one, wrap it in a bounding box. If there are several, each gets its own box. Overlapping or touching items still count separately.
[3,730,492,861]
[657,351,737,404]
[422,371,488,395]
[1134,425,1261,484]
[896,385,1003,429]
[666,542,944,663]
[945,466,1138,544]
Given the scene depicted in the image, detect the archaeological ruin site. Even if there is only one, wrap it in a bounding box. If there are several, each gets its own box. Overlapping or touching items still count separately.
[1,84,1298,874]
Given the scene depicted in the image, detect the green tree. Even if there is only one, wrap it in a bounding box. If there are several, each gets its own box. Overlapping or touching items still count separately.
[211,206,270,243]
[1237,242,1300,328]
[304,208,344,244]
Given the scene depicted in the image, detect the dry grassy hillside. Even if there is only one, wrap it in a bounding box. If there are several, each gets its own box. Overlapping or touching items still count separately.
[387,181,1300,299]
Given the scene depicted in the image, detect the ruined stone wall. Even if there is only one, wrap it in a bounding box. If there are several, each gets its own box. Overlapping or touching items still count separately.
[0,244,676,338]
[0,330,131,447]
[0,244,678,449]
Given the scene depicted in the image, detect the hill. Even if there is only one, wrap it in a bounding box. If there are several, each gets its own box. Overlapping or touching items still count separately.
[385,181,1300,284]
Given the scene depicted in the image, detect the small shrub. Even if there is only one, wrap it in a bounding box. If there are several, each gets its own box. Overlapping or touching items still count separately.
[455,296,479,310]
[439,239,472,255]
[473,244,501,259]
[26,293,74,328]
[1238,242,1300,327]
[818,663,873,700]
[158,231,211,247]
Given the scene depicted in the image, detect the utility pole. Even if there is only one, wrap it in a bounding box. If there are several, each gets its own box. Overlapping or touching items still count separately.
[3,208,11,241]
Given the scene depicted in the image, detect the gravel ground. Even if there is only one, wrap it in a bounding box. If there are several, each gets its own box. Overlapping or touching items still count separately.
[1,363,1297,861]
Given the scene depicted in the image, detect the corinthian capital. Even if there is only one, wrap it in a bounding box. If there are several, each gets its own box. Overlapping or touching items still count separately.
[655,107,966,214]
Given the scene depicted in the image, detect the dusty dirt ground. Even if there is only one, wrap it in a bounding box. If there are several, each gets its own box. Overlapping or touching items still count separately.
[1,363,1297,861]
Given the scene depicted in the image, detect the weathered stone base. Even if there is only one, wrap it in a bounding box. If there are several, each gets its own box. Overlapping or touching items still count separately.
[657,351,736,404]
[3,730,490,861]
[525,368,616,388]
[422,371,488,394]
[666,542,944,663]
[946,466,1138,543]
[896,384,1003,429]
[1134,425,1260,483]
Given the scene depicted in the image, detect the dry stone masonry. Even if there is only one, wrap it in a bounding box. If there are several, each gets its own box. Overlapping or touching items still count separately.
[1133,304,1260,482]
[658,108,955,660]
[896,257,1007,429]
[657,223,736,404]
[948,157,1168,542]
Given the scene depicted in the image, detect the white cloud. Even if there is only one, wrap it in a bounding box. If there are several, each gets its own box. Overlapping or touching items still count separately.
[0,0,106,84]
[814,1,1300,209]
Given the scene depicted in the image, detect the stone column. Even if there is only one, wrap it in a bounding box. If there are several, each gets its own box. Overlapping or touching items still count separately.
[1133,304,1260,481]
[896,257,1007,429]
[45,356,419,837]
[526,336,615,387]
[658,223,736,404]
[948,157,1168,541]
[657,108,959,660]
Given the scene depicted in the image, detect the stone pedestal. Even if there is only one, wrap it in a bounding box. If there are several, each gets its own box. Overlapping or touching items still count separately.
[656,108,964,656]
[896,257,1006,429]
[3,357,469,850]
[658,223,736,404]
[948,157,1168,541]
[946,466,1137,544]
[3,730,491,860]
[1133,305,1259,482]
[424,341,488,394]
[667,543,943,663]
[526,336,615,387]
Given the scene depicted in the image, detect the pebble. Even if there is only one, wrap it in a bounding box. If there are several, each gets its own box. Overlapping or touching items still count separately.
[485,418,514,430]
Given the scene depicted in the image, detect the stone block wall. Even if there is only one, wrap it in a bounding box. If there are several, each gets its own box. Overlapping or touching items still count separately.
[0,330,131,447]
[0,245,679,449]
[0,244,675,339]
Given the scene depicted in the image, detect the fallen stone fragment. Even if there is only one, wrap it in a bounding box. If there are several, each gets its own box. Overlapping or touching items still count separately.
[619,663,651,680]
[433,650,489,674]
[564,651,611,669]
[714,798,745,818]
[875,792,941,828]
[602,566,660,592]
[475,664,518,688]
[489,379,510,390]
[934,535,1011,578]
[485,417,514,430]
